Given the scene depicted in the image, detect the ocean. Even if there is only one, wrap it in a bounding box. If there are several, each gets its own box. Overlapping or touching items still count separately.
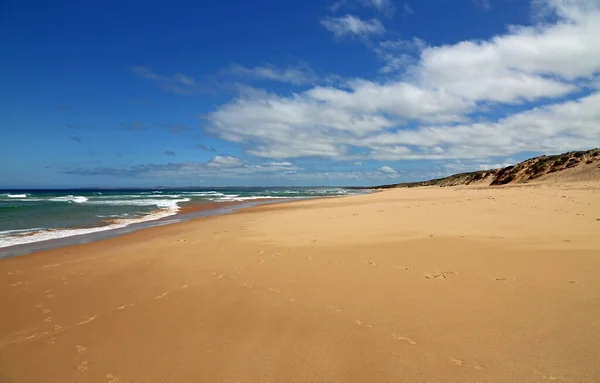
[0,188,364,249]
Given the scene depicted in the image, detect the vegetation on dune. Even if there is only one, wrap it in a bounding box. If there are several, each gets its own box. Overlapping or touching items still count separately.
[371,148,600,189]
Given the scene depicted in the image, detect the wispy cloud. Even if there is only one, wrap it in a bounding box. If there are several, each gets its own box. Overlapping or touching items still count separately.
[65,123,86,130]
[379,165,398,174]
[403,2,415,16]
[164,150,176,156]
[55,105,74,111]
[472,0,491,11]
[130,66,197,95]
[196,144,217,152]
[321,15,385,39]
[226,63,317,85]
[121,121,148,131]
[330,0,394,16]
[361,0,394,15]
[154,123,192,135]
[62,156,401,182]
[63,156,299,178]
[70,136,83,143]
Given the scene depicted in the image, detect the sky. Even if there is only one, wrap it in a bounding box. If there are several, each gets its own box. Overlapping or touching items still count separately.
[1,0,599,188]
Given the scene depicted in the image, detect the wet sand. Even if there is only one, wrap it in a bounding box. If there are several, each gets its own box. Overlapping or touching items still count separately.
[1,181,599,382]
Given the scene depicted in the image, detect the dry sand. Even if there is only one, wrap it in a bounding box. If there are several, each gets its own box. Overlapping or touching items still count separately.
[1,181,600,383]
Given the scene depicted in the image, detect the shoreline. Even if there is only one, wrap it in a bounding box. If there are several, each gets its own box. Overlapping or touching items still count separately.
[0,196,336,260]
[2,182,599,382]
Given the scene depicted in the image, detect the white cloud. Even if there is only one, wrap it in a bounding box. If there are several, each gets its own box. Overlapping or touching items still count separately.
[227,64,316,85]
[375,38,426,73]
[361,0,394,14]
[472,0,491,11]
[321,15,385,39]
[207,155,243,167]
[379,166,398,174]
[206,0,600,163]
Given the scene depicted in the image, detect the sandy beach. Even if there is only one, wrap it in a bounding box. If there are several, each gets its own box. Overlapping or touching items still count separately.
[1,181,599,383]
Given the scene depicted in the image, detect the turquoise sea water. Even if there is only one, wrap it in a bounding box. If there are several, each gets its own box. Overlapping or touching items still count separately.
[0,188,364,248]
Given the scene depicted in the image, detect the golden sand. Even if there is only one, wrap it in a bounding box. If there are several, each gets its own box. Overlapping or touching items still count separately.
[1,181,599,382]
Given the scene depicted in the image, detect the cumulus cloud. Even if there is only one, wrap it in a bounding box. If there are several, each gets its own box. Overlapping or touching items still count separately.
[227,63,317,85]
[207,0,600,162]
[131,66,197,95]
[321,15,385,39]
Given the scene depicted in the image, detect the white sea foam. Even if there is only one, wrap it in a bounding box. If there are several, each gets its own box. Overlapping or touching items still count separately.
[6,194,27,198]
[87,198,190,207]
[214,195,297,202]
[48,195,89,203]
[0,203,183,248]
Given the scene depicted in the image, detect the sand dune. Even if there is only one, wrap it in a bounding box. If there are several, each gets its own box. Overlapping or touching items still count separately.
[1,180,600,382]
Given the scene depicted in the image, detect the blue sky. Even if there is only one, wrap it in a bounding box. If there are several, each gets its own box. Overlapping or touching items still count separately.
[1,0,599,187]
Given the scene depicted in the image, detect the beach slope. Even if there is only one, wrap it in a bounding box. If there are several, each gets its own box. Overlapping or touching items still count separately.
[1,181,600,382]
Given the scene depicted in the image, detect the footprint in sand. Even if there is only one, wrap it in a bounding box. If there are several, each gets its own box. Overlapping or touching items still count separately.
[329,306,343,313]
[391,334,417,345]
[363,261,377,267]
[494,277,517,282]
[155,292,168,299]
[450,358,464,366]
[536,372,569,381]
[116,303,135,310]
[565,280,577,284]
[106,373,121,383]
[78,315,97,325]
[268,288,282,293]
[46,294,55,299]
[394,266,412,272]
[242,283,255,288]
[450,358,483,370]
[54,325,64,332]
[77,361,89,372]
[181,284,189,289]
[44,317,53,323]
[425,270,460,280]
[76,345,87,353]
[257,260,264,264]
[355,320,373,328]
[46,338,56,345]
[288,298,303,304]
[305,256,314,260]
[213,274,223,280]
